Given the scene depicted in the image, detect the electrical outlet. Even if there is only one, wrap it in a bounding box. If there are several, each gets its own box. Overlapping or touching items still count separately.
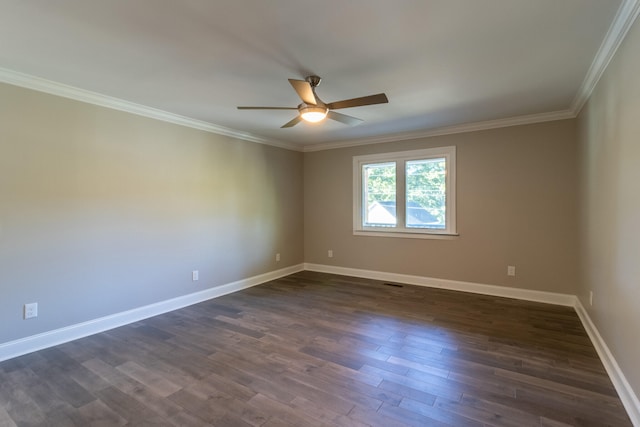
[192,270,199,281]
[276,253,281,262]
[24,303,38,319]
[328,249,333,258]
[507,265,516,276]
[589,291,593,307]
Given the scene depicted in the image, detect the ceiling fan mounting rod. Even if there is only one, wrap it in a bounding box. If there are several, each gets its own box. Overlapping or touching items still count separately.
[305,75,321,88]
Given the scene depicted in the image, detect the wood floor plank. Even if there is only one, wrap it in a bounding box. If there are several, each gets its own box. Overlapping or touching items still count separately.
[289,396,370,427]
[185,371,256,402]
[167,388,231,424]
[378,379,438,406]
[210,396,271,427]
[299,345,365,370]
[494,367,627,405]
[0,271,632,426]
[398,396,483,427]
[116,361,182,397]
[246,393,325,427]
[378,401,454,427]
[540,416,578,427]
[166,410,213,427]
[93,385,169,424]
[0,405,17,427]
[362,364,464,401]
[28,364,95,409]
[458,393,542,427]
[0,370,48,426]
[286,362,400,407]
[277,374,358,413]
[514,384,632,426]
[5,368,69,414]
[347,403,417,427]
[72,399,128,426]
[38,405,80,427]
[434,396,524,427]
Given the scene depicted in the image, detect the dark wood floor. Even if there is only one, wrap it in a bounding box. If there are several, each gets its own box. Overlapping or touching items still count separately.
[0,271,632,426]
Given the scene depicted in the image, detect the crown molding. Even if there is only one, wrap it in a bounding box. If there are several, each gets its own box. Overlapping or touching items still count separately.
[2,66,573,154]
[570,0,640,115]
[304,0,639,153]
[0,67,576,154]
[4,0,639,157]
[303,109,575,152]
[0,67,302,152]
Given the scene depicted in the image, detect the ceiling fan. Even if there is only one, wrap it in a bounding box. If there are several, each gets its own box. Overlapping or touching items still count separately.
[237,75,389,128]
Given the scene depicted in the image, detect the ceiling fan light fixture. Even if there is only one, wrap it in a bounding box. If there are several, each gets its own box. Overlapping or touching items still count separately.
[300,106,328,123]
[237,76,388,128]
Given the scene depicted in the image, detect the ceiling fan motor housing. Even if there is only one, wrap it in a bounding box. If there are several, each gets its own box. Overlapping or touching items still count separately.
[306,75,322,87]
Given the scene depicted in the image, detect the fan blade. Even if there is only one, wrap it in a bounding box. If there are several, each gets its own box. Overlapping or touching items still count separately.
[327,111,363,126]
[326,93,388,110]
[288,79,317,105]
[237,106,298,110]
[281,115,302,128]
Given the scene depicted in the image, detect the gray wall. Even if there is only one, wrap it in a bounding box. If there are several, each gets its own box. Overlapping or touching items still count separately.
[4,21,639,403]
[304,120,580,294]
[0,83,304,344]
[577,15,640,399]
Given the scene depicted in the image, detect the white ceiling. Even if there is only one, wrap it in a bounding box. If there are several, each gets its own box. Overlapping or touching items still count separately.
[0,0,635,150]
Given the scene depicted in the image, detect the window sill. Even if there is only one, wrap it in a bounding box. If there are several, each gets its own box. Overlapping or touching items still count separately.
[353,230,459,240]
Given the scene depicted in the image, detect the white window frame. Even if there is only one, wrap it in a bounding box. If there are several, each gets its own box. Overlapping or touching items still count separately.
[353,146,457,239]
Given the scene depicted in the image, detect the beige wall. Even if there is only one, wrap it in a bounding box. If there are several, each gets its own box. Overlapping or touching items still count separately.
[0,83,303,344]
[304,120,579,294]
[1,22,637,402]
[577,16,640,398]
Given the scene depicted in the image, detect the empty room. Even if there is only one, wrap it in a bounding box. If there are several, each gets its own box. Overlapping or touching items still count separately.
[1,1,639,426]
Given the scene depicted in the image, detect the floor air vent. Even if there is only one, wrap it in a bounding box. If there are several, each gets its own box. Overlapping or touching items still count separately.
[384,283,404,287]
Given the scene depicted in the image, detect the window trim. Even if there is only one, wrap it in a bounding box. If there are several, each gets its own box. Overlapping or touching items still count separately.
[353,146,458,239]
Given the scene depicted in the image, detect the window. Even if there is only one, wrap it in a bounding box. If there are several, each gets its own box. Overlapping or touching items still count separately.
[353,146,457,238]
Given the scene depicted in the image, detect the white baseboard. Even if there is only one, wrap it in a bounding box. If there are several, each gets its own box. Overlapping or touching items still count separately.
[0,263,304,363]
[574,299,640,426]
[304,263,577,306]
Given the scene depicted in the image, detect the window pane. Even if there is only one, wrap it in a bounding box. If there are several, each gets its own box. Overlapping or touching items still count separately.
[363,162,396,227]
[406,158,446,229]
